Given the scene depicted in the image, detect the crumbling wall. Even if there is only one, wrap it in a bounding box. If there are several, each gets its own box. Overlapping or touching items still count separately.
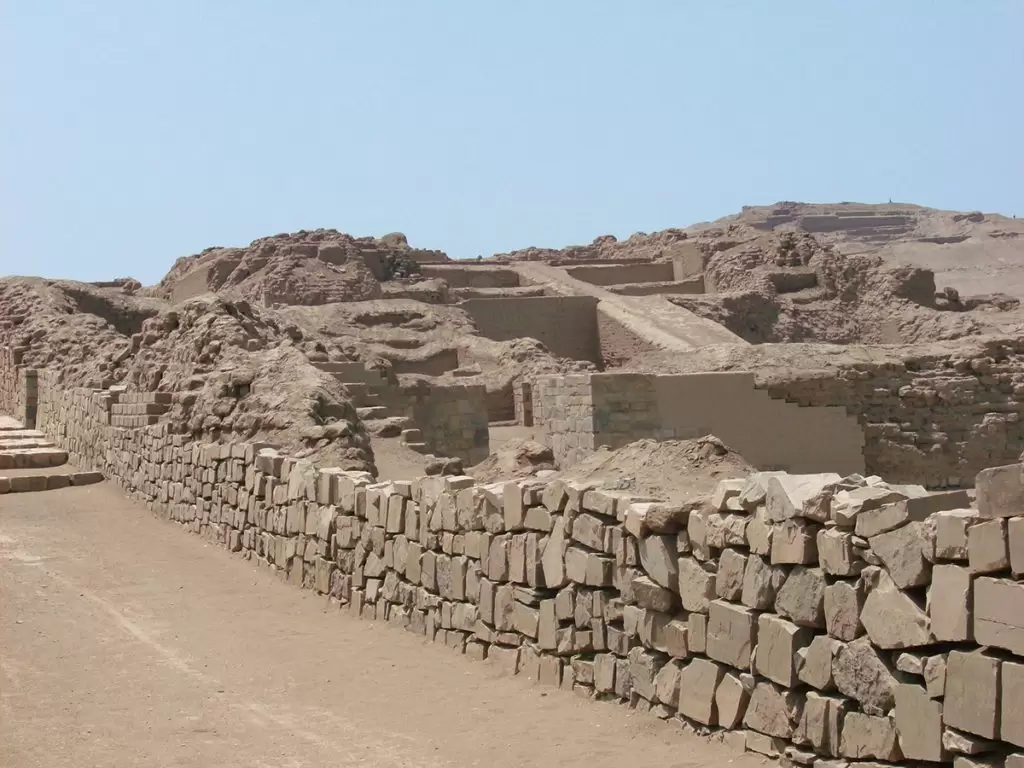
[378,379,490,464]
[0,348,36,427]
[12,376,1024,765]
[171,265,214,304]
[532,375,596,466]
[596,307,660,369]
[534,372,865,475]
[760,340,1024,487]
[460,296,602,365]
[418,266,520,288]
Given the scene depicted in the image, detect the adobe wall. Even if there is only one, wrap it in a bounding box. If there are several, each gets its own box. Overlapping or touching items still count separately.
[758,339,1024,487]
[534,372,865,476]
[460,296,602,365]
[171,265,214,304]
[566,263,675,286]
[378,379,490,464]
[608,277,705,296]
[419,265,521,288]
[7,370,1024,765]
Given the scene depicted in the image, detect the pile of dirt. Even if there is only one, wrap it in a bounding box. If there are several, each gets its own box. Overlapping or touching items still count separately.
[557,436,753,506]
[468,438,556,482]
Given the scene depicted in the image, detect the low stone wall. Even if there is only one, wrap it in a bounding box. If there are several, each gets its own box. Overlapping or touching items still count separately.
[460,296,602,365]
[535,372,865,475]
[11,374,1024,766]
[379,380,490,465]
[566,262,675,286]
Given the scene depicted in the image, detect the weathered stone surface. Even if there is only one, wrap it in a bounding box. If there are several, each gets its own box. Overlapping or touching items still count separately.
[707,600,756,670]
[687,612,707,655]
[924,653,946,698]
[764,474,840,522]
[743,681,797,738]
[771,519,818,565]
[969,518,1010,574]
[627,646,663,701]
[637,534,678,590]
[817,529,863,576]
[715,671,751,729]
[1010,517,1024,576]
[677,557,715,613]
[976,463,1024,519]
[868,521,932,588]
[832,637,899,714]
[840,712,902,761]
[653,658,682,706]
[660,619,688,659]
[712,478,746,511]
[756,614,813,687]
[631,574,675,613]
[541,516,568,588]
[944,728,1001,756]
[741,554,786,609]
[894,684,946,762]
[677,657,725,725]
[775,566,826,628]
[944,650,1001,739]
[935,509,978,561]
[1003,660,1024,748]
[796,635,840,691]
[796,692,846,757]
[928,564,972,641]
[715,547,747,601]
[974,576,1024,654]
[860,568,933,649]
[746,506,773,556]
[824,579,864,641]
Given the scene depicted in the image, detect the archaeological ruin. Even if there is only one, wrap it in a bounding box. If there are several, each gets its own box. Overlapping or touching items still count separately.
[5,202,1024,766]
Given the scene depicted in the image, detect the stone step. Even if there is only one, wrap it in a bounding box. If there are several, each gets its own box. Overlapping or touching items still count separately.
[400,428,423,444]
[356,406,390,420]
[403,441,430,454]
[0,470,104,494]
[0,438,55,450]
[0,448,69,470]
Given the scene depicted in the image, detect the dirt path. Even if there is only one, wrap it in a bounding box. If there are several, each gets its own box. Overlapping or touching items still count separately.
[0,482,767,768]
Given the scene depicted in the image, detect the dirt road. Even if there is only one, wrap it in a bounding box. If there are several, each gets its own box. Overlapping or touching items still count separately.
[0,482,766,768]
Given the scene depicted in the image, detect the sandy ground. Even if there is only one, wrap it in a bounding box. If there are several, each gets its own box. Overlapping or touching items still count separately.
[0,482,767,768]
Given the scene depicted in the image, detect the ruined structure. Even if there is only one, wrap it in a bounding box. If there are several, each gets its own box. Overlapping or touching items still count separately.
[5,202,1024,765]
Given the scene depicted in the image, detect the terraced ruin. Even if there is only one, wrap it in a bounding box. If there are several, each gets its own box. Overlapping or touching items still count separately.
[5,201,1024,767]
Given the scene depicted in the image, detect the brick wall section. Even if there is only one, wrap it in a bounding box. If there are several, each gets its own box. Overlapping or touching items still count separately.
[759,339,1024,487]
[379,380,490,464]
[460,296,602,365]
[535,372,865,475]
[532,375,595,466]
[9,371,1024,764]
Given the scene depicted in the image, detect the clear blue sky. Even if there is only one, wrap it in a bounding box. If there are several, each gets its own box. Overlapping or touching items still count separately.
[3,1,1022,284]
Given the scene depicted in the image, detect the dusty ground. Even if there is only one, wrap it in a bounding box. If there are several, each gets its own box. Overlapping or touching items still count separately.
[0,482,768,768]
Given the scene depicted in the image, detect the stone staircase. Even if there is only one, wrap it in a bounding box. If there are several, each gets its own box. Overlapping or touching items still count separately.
[0,418,103,494]
[310,361,430,454]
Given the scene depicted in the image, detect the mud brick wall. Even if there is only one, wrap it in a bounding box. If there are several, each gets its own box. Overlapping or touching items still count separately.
[460,296,601,365]
[566,262,675,286]
[381,380,490,464]
[532,375,595,466]
[418,266,520,288]
[760,339,1024,487]
[534,372,865,475]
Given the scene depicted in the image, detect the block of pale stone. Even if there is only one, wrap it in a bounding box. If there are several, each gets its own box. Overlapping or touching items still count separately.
[1005,659,1024,749]
[706,600,757,670]
[839,711,902,761]
[974,576,1024,655]
[677,657,724,725]
[928,564,972,642]
[756,613,814,687]
[894,683,947,762]
[935,509,978,561]
[944,650,1001,739]
[969,518,1010,574]
[824,579,864,641]
[743,681,797,739]
[976,463,1024,519]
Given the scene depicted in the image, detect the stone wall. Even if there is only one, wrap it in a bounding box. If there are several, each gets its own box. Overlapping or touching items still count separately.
[10,370,1024,765]
[608,277,705,296]
[0,348,35,427]
[460,296,602,365]
[378,379,490,465]
[534,372,865,475]
[566,263,675,286]
[759,339,1024,487]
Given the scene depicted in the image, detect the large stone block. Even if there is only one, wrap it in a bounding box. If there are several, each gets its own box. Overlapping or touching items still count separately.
[775,566,826,628]
[771,519,818,565]
[869,521,932,588]
[638,534,678,590]
[677,557,715,613]
[715,548,747,601]
[707,600,757,670]
[764,473,840,522]
[824,578,864,641]
[677,658,725,725]
[840,712,902,761]
[894,683,946,762]
[928,564,972,642]
[976,463,1024,519]
[1003,660,1024,748]
[741,554,786,609]
[817,529,863,577]
[743,681,797,739]
[944,650,1001,739]
[969,518,1010,574]
[860,568,933,649]
[833,637,899,714]
[1010,517,1024,576]
[974,576,1024,655]
[755,613,814,687]
[796,634,841,691]
[936,509,978,561]
[796,692,846,757]
[714,671,750,729]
